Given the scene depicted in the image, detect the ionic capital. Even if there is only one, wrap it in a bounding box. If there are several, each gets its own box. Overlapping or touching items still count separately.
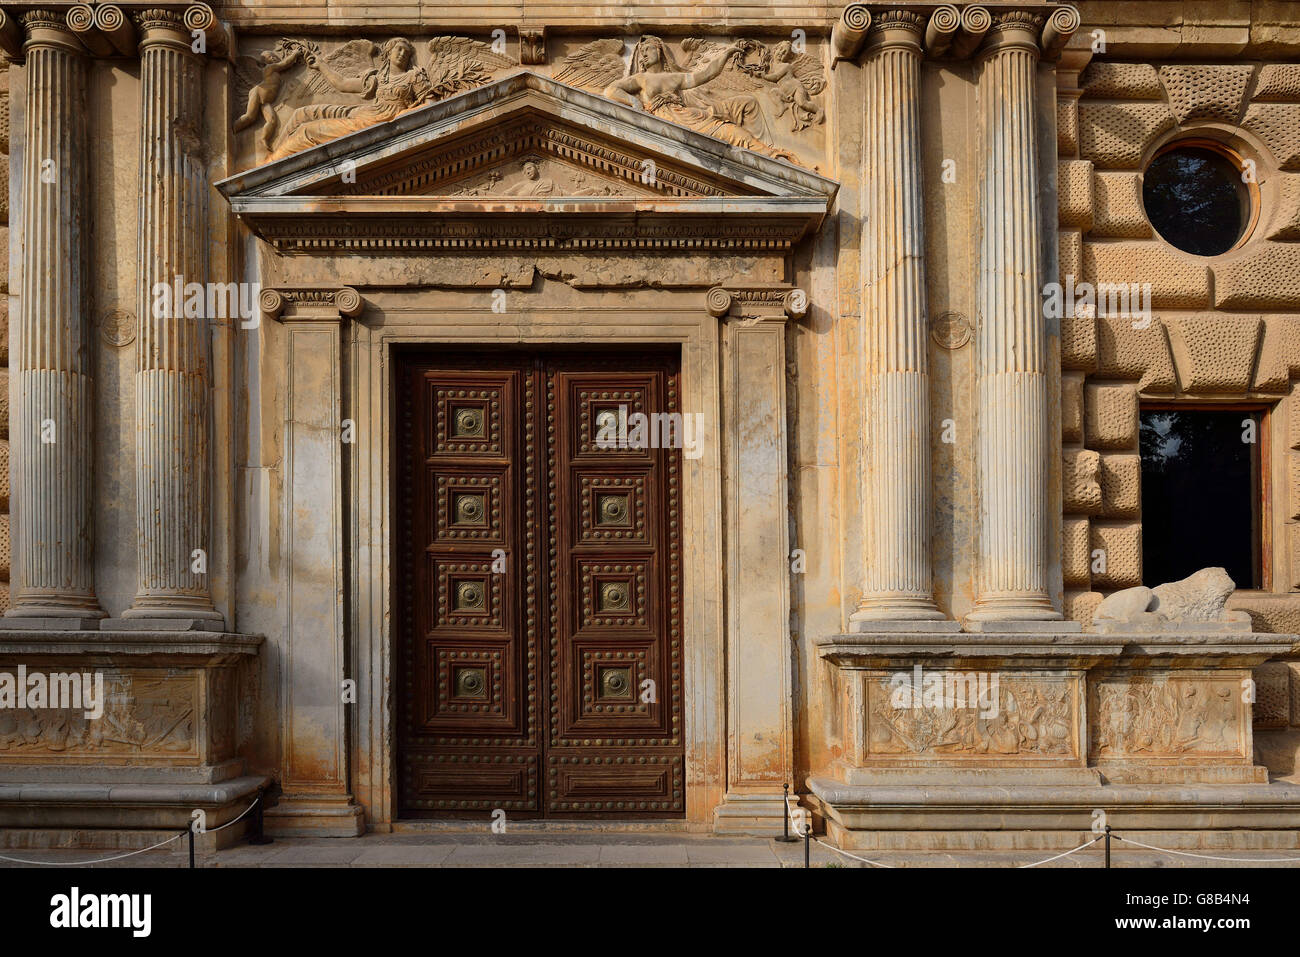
[865,9,926,55]
[260,287,365,323]
[19,8,84,56]
[979,9,1046,59]
[133,3,226,56]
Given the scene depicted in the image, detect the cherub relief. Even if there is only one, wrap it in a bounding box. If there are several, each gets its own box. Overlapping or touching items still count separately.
[555,35,800,163]
[760,40,826,131]
[233,39,306,151]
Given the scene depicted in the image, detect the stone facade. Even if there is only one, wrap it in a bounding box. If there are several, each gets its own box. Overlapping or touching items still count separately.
[0,0,1297,853]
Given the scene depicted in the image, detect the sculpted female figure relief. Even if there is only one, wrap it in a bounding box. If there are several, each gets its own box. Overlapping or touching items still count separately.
[247,36,514,161]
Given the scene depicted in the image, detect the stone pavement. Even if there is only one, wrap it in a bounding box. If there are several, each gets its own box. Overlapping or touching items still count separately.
[1,830,1299,868]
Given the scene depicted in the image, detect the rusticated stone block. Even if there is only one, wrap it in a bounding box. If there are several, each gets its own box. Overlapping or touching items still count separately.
[1062,372,1084,443]
[1060,308,1097,372]
[0,439,8,511]
[1063,589,1103,623]
[1057,95,1079,156]
[1090,521,1142,589]
[1291,458,1300,520]
[1085,383,1138,450]
[1084,241,1210,308]
[1158,64,1253,123]
[0,154,7,225]
[1255,64,1300,102]
[1251,317,1298,393]
[1080,62,1162,99]
[0,513,9,580]
[0,96,8,155]
[1289,524,1300,588]
[0,369,8,440]
[1098,453,1141,518]
[1090,172,1152,238]
[1163,314,1263,393]
[1059,229,1083,282]
[1267,175,1300,241]
[0,297,8,362]
[0,226,7,294]
[1291,663,1300,727]
[1215,243,1300,309]
[0,581,8,615]
[1253,662,1290,730]
[1095,314,1177,393]
[1058,160,1094,229]
[1064,448,1102,514]
[1063,517,1091,587]
[1078,103,1177,169]
[1242,103,1300,170]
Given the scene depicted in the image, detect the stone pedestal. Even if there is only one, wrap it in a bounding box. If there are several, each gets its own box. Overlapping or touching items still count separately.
[810,628,1298,850]
[0,630,265,849]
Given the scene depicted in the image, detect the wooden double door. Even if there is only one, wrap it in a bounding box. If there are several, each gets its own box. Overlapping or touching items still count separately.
[396,349,684,817]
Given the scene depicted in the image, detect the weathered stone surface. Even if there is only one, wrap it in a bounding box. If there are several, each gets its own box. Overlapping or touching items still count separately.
[1215,243,1300,309]
[1057,160,1094,229]
[1094,315,1178,392]
[1078,103,1177,169]
[1085,383,1138,450]
[1242,102,1300,169]
[1158,64,1253,122]
[1253,662,1291,730]
[1098,453,1140,518]
[1057,95,1078,156]
[1151,567,1239,622]
[1061,373,1084,443]
[1062,517,1092,587]
[1084,242,1210,308]
[1080,61,1162,99]
[1063,448,1102,514]
[1164,314,1263,392]
[1089,172,1151,238]
[1089,522,1142,589]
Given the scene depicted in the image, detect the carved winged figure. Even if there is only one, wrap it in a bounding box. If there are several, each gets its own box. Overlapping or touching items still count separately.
[233,38,309,151]
[267,36,513,162]
[555,35,795,163]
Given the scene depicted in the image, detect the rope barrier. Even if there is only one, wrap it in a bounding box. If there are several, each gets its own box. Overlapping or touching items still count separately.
[1018,834,1103,868]
[813,838,896,868]
[0,796,260,867]
[1113,833,1300,864]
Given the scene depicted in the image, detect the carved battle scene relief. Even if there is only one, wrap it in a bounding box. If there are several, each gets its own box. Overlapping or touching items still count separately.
[231,33,827,170]
[1090,674,1247,760]
[863,674,1080,760]
[0,672,201,761]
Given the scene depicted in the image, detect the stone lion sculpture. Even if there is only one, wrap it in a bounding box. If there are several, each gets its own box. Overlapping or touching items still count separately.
[1093,567,1249,626]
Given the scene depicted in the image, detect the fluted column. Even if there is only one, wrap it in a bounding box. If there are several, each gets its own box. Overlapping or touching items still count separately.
[968,11,1060,621]
[6,11,102,619]
[123,8,220,622]
[851,10,944,624]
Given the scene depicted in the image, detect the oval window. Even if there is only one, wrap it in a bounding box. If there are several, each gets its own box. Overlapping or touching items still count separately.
[1141,144,1253,256]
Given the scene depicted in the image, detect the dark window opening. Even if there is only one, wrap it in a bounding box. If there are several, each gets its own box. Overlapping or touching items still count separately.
[1139,408,1261,589]
[1142,145,1251,257]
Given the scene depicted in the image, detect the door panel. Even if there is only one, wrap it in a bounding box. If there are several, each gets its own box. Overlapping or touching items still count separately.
[396,351,684,817]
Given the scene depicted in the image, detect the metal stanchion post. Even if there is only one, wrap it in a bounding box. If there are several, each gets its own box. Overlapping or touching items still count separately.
[188,825,195,869]
[777,782,799,843]
[804,821,810,868]
[1105,825,1111,869]
[249,786,274,845]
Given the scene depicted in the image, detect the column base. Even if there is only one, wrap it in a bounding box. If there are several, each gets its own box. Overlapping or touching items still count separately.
[851,596,948,623]
[713,791,798,836]
[121,599,224,628]
[849,617,961,634]
[5,602,105,621]
[965,593,1062,623]
[101,617,226,633]
[265,794,366,838]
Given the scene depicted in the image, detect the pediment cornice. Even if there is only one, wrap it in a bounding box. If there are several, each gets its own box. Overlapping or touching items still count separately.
[216,71,838,254]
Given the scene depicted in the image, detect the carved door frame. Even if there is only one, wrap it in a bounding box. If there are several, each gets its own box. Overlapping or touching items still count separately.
[347,305,727,828]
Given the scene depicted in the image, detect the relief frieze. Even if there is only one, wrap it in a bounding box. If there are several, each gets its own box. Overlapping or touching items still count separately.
[865,674,1079,759]
[1091,674,1245,759]
[233,33,826,170]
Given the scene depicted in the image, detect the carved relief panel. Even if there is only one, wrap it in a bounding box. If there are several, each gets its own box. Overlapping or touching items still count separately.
[1089,671,1251,763]
[232,32,828,170]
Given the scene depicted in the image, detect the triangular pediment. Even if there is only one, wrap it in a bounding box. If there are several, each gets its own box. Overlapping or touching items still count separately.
[216,72,838,253]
